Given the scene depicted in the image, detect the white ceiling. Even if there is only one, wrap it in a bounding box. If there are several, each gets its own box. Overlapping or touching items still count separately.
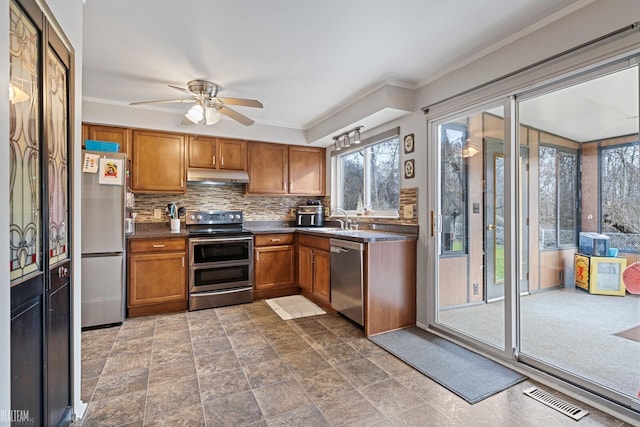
[82,0,598,144]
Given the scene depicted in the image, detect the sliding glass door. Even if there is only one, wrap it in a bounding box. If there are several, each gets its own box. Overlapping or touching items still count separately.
[517,64,640,404]
[435,103,509,351]
[432,60,640,410]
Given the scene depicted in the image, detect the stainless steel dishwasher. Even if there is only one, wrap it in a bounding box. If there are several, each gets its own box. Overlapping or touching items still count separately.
[330,238,364,326]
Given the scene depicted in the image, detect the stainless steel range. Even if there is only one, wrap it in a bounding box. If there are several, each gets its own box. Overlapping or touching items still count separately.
[186,210,253,311]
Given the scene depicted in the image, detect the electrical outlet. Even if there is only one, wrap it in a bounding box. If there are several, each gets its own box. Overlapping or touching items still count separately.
[473,283,479,295]
[403,204,414,219]
[289,208,297,217]
[153,208,162,219]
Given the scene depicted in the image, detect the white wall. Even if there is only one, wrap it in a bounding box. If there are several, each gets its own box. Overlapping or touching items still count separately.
[0,0,11,416]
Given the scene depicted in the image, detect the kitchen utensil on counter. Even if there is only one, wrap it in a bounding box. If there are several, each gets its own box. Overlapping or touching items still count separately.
[125,218,134,234]
[166,202,179,219]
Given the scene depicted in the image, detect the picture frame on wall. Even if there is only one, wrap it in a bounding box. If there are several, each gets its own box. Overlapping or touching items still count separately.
[404,159,415,179]
[403,133,415,154]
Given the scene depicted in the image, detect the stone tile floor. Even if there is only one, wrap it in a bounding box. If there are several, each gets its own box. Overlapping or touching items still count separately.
[78,300,632,426]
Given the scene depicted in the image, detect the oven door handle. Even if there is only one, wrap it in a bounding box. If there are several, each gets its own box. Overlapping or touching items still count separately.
[191,287,253,297]
[189,236,253,244]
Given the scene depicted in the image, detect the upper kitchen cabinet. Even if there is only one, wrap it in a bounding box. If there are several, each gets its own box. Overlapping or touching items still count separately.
[288,145,326,195]
[188,135,246,170]
[132,130,186,193]
[84,123,132,157]
[246,141,326,196]
[246,141,289,195]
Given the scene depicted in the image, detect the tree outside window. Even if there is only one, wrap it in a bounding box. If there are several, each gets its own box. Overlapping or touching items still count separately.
[538,145,578,249]
[338,136,400,215]
[600,142,640,252]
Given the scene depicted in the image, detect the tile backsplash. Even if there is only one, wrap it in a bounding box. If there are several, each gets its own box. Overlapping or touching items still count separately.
[132,184,314,223]
[131,184,418,226]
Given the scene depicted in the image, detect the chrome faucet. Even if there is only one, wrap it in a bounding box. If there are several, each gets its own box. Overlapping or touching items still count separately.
[330,208,350,229]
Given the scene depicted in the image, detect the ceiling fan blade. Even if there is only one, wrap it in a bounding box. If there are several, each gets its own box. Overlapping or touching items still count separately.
[219,105,255,126]
[217,97,263,108]
[168,84,191,94]
[129,98,195,106]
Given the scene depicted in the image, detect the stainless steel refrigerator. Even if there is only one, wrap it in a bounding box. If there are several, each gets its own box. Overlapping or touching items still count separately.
[81,150,127,328]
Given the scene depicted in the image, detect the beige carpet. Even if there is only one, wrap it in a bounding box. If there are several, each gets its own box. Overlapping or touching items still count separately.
[265,295,326,320]
[614,325,640,343]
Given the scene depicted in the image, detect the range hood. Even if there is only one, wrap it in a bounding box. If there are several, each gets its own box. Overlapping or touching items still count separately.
[186,168,250,184]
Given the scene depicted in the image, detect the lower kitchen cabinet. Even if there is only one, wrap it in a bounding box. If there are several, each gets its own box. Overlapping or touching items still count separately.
[297,234,331,308]
[128,237,188,316]
[364,240,417,336]
[254,233,297,299]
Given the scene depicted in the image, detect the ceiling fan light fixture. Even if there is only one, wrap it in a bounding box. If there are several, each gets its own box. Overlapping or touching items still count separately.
[185,104,204,123]
[204,107,222,125]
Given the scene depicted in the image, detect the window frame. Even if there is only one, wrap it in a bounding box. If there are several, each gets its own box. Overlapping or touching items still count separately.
[439,122,469,256]
[331,128,400,218]
[538,142,579,250]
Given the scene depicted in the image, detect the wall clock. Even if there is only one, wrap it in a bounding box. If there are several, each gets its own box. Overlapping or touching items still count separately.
[404,159,415,179]
[404,133,415,154]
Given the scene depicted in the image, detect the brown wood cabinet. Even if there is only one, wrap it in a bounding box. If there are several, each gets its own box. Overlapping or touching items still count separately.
[288,145,326,195]
[246,141,325,196]
[297,234,330,308]
[188,135,246,170]
[364,240,417,337]
[246,141,288,194]
[254,233,298,300]
[132,130,186,193]
[83,123,132,157]
[127,237,188,316]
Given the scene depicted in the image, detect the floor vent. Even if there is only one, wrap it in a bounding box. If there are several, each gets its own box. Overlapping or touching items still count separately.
[523,387,589,421]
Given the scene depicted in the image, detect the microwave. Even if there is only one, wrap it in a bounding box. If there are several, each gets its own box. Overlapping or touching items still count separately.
[296,206,324,227]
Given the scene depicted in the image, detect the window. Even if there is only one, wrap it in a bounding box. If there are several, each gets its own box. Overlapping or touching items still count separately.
[600,141,640,253]
[334,131,400,216]
[440,123,468,254]
[538,144,578,249]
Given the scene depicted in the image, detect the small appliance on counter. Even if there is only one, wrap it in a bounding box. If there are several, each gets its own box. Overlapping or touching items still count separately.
[296,205,324,227]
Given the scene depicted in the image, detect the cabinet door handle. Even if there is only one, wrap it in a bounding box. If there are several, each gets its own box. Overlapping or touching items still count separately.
[221,156,224,166]
[271,238,281,242]
[212,156,216,166]
[283,181,286,191]
[182,257,185,268]
[290,182,293,191]
[152,244,165,248]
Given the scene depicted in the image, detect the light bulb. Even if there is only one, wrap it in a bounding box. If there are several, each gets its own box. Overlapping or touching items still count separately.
[204,107,222,125]
[353,128,361,144]
[185,104,204,123]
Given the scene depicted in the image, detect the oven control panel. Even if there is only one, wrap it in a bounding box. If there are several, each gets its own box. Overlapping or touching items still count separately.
[186,210,243,225]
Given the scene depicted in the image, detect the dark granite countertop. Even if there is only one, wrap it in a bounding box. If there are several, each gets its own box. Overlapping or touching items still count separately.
[244,221,418,243]
[127,221,417,243]
[126,222,188,239]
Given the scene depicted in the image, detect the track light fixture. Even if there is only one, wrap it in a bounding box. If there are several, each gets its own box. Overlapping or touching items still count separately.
[332,126,364,151]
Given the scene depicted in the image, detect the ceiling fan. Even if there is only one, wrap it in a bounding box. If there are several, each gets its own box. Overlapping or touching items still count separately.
[129,80,263,126]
